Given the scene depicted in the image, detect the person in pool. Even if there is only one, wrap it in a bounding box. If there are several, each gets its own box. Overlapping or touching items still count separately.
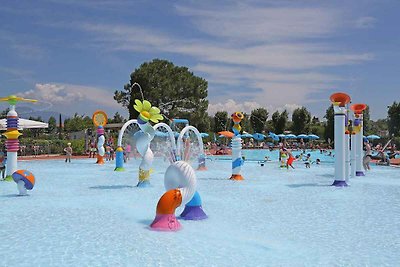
[304,153,311,168]
[64,143,73,163]
[0,150,6,179]
[280,148,288,168]
[286,149,295,169]
[363,141,372,171]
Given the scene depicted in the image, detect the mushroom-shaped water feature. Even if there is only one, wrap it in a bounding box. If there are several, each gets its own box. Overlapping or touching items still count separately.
[12,170,35,195]
[150,161,196,231]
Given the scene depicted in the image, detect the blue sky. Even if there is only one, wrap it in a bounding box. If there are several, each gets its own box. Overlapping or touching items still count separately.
[0,0,399,120]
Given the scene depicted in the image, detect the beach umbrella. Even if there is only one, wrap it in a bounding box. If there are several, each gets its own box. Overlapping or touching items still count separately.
[268,132,279,141]
[200,133,209,138]
[367,135,380,140]
[240,133,253,138]
[277,134,286,138]
[218,131,234,138]
[308,134,320,140]
[285,134,297,139]
[297,134,308,139]
[252,133,266,141]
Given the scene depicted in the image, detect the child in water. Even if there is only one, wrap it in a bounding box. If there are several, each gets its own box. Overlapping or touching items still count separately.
[304,153,311,168]
[0,151,6,179]
[280,148,288,168]
[64,143,73,163]
[286,149,295,169]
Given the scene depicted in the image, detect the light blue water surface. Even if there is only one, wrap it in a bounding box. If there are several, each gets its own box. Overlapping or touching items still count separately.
[1,150,399,267]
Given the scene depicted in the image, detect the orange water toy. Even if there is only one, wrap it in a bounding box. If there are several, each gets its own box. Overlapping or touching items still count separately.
[12,170,35,195]
[150,161,197,231]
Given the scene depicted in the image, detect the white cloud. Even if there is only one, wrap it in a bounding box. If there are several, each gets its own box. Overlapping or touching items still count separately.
[208,99,303,118]
[18,83,123,114]
[175,5,341,42]
[75,22,372,70]
[208,99,261,115]
[48,1,373,117]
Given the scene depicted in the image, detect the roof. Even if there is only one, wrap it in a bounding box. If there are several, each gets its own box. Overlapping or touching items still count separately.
[0,118,49,130]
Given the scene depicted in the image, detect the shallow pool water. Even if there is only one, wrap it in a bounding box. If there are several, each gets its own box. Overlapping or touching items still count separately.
[1,150,399,267]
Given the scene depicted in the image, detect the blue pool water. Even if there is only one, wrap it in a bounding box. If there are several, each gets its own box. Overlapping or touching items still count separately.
[1,150,399,266]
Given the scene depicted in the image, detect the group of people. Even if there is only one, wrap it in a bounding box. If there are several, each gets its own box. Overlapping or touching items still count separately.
[278,146,321,169]
[363,141,398,170]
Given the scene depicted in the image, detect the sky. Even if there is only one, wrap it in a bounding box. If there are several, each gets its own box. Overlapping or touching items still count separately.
[0,0,399,121]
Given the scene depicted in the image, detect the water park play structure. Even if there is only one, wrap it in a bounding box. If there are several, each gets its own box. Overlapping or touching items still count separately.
[149,160,197,231]
[351,104,368,176]
[330,92,367,187]
[12,169,35,195]
[115,103,207,183]
[92,110,108,165]
[113,98,208,228]
[218,112,245,180]
[0,95,37,181]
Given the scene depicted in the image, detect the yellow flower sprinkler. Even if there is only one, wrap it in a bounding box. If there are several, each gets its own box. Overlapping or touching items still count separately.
[133,99,163,187]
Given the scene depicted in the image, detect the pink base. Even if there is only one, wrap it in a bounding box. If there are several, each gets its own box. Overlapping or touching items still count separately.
[197,166,207,171]
[150,214,181,231]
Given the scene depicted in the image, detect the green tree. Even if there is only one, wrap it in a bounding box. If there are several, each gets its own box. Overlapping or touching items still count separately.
[48,116,57,134]
[363,105,371,135]
[64,113,93,132]
[108,112,125,124]
[1,108,9,119]
[324,105,334,142]
[311,116,320,124]
[271,111,279,133]
[291,107,311,135]
[370,119,388,135]
[240,113,252,133]
[114,59,209,131]
[213,111,228,133]
[388,101,400,136]
[271,110,288,133]
[250,108,269,133]
[207,115,215,134]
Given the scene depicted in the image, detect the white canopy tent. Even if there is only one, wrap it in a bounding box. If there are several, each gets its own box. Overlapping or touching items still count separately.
[0,118,48,131]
